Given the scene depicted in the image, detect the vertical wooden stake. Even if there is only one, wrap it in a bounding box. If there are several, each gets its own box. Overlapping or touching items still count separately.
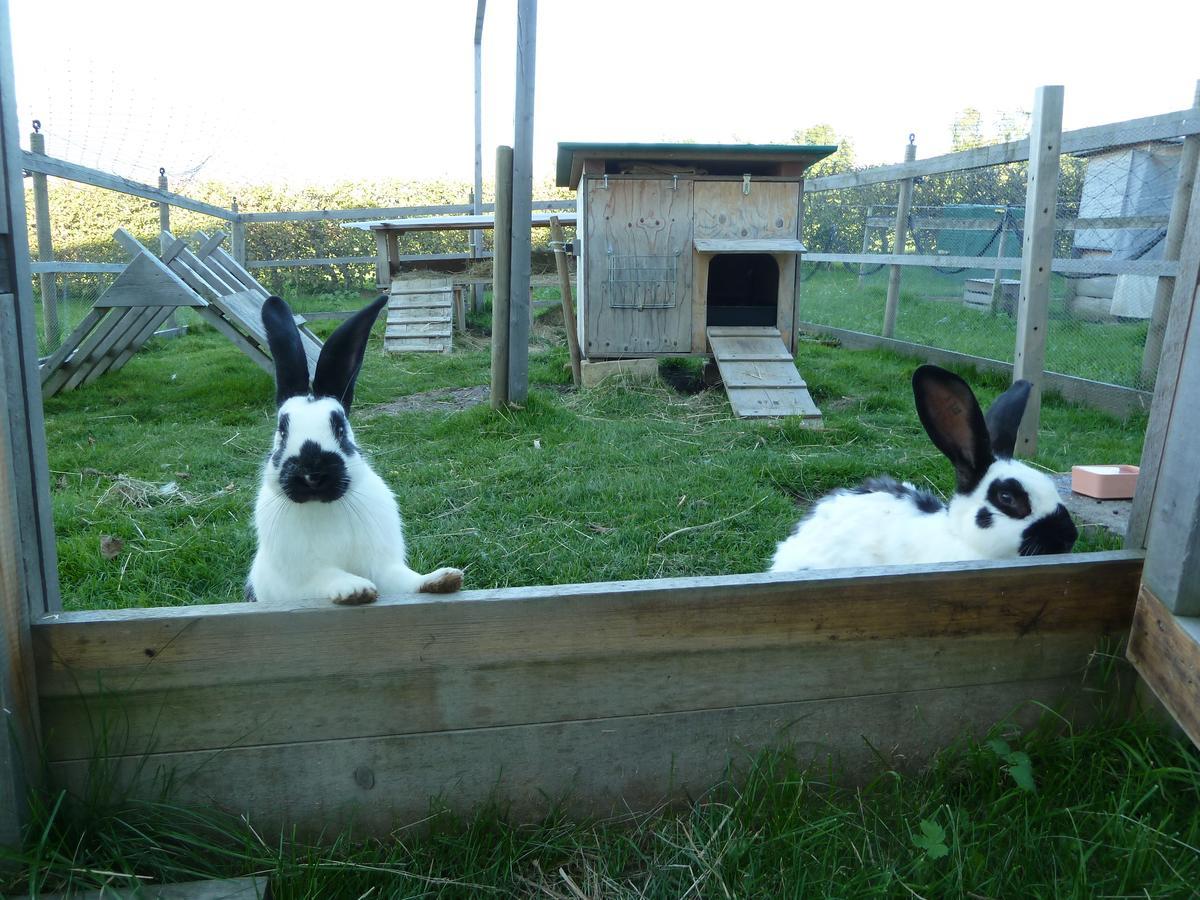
[158,169,177,329]
[1139,80,1200,389]
[491,145,513,409]
[1013,85,1065,457]
[506,0,536,403]
[29,127,58,349]
[549,215,581,385]
[472,2,486,314]
[991,207,1008,312]
[857,204,873,284]
[230,197,247,268]
[882,140,916,338]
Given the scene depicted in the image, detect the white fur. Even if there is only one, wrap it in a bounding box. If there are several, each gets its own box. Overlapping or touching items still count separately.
[249,396,461,604]
[769,458,1065,572]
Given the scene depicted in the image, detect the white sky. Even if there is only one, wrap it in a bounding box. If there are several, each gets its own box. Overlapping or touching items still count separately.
[11,0,1200,192]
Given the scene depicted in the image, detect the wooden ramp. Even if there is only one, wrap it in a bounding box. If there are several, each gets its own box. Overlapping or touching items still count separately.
[386,277,454,353]
[706,326,822,424]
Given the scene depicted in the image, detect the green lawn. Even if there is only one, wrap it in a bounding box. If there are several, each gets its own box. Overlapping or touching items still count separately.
[42,293,1144,610]
[798,264,1152,389]
[21,296,1197,898]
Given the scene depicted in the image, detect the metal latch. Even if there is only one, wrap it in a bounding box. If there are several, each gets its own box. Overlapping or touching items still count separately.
[742,174,751,195]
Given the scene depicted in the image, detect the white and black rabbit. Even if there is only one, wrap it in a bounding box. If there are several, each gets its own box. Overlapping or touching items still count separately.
[769,364,1077,571]
[246,294,463,605]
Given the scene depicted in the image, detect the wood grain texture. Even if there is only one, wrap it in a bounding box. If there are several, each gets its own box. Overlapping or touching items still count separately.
[46,675,1113,834]
[584,178,693,355]
[694,181,799,241]
[707,327,821,420]
[1127,585,1200,749]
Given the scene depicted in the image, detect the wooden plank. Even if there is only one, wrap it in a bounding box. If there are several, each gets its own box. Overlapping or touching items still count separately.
[74,306,164,388]
[345,211,578,233]
[584,179,694,355]
[705,326,781,337]
[97,254,206,308]
[866,214,1171,232]
[385,324,453,337]
[805,106,1200,193]
[715,360,807,388]
[725,386,823,418]
[694,181,799,240]
[45,674,1114,834]
[21,876,267,900]
[492,145,513,406]
[1128,145,1200,550]
[38,308,104,383]
[29,261,126,274]
[803,252,1179,277]
[29,132,59,349]
[1013,86,1065,456]
[103,305,179,377]
[58,307,146,393]
[693,238,806,253]
[508,0,537,403]
[41,306,130,396]
[250,251,496,270]
[19,150,234,220]
[798,322,1153,418]
[883,142,918,338]
[239,203,476,223]
[384,336,450,352]
[1127,585,1200,749]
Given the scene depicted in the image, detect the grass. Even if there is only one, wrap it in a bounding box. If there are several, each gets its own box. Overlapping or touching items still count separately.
[799,264,1152,388]
[5,713,1198,897]
[41,288,1145,610]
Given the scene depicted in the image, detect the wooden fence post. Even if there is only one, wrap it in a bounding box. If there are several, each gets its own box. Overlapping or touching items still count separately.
[157,168,171,251]
[1139,80,1200,389]
[230,197,247,268]
[29,124,59,349]
[506,0,536,403]
[491,145,513,409]
[857,205,873,283]
[991,206,1008,311]
[882,139,916,338]
[1012,85,1065,457]
[549,215,581,385]
[472,0,485,314]
[1,0,57,843]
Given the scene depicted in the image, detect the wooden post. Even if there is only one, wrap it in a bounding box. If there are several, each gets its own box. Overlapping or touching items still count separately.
[1139,80,1200,389]
[471,0,486,314]
[157,169,181,331]
[857,205,873,283]
[1,0,57,843]
[549,215,581,385]
[882,140,916,338]
[29,126,59,349]
[991,206,1008,312]
[373,230,389,291]
[506,0,536,403]
[1128,149,1200,555]
[491,145,513,409]
[1012,85,1065,457]
[230,197,247,268]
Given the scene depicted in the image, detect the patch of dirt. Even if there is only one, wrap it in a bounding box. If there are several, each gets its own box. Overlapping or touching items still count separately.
[368,386,491,414]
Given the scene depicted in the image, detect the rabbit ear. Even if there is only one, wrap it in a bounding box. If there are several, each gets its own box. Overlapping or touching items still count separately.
[311,294,388,414]
[262,296,311,408]
[912,365,995,494]
[984,379,1032,459]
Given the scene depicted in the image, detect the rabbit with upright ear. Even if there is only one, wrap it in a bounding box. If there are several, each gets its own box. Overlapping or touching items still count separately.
[246,295,464,605]
[769,365,1077,571]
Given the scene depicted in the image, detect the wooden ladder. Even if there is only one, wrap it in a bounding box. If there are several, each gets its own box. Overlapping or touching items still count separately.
[385,277,454,353]
[706,326,822,424]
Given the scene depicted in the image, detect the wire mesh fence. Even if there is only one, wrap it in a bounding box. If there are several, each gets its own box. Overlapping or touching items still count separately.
[799,119,1193,395]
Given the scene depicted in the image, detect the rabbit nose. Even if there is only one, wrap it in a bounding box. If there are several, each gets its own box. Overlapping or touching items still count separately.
[303,472,324,487]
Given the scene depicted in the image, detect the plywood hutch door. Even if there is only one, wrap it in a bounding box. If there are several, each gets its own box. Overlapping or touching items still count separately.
[584,179,693,356]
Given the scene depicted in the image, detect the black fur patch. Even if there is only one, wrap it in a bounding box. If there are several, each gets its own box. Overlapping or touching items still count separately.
[986,478,1032,519]
[279,439,350,503]
[851,476,943,515]
[976,507,994,529]
[330,409,356,456]
[244,581,256,602]
[1020,505,1078,556]
[271,413,290,467]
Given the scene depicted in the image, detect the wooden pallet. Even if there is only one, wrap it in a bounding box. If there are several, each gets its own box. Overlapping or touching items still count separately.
[386,277,454,353]
[706,326,822,423]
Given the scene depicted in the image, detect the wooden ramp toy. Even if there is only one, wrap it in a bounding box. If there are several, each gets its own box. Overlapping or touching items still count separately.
[385,277,455,353]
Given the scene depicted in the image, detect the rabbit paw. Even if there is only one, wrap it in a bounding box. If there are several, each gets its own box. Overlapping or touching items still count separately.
[418,567,464,594]
[327,574,379,606]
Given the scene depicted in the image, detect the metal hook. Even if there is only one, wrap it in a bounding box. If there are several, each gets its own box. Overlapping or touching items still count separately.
[32,119,41,133]
[742,174,751,195]
[670,174,678,191]
[159,167,166,177]
[908,132,916,145]
[602,174,609,189]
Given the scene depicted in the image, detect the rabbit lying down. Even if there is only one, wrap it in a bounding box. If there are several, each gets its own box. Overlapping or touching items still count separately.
[245,295,463,605]
[770,365,1078,572]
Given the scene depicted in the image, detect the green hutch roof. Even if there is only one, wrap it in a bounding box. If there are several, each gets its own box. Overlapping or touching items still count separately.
[555,141,837,188]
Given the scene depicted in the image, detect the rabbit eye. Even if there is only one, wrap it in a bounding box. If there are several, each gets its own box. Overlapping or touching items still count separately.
[998,490,1014,505]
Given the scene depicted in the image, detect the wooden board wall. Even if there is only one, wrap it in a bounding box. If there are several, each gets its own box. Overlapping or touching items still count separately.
[34,552,1141,834]
[584,178,693,355]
